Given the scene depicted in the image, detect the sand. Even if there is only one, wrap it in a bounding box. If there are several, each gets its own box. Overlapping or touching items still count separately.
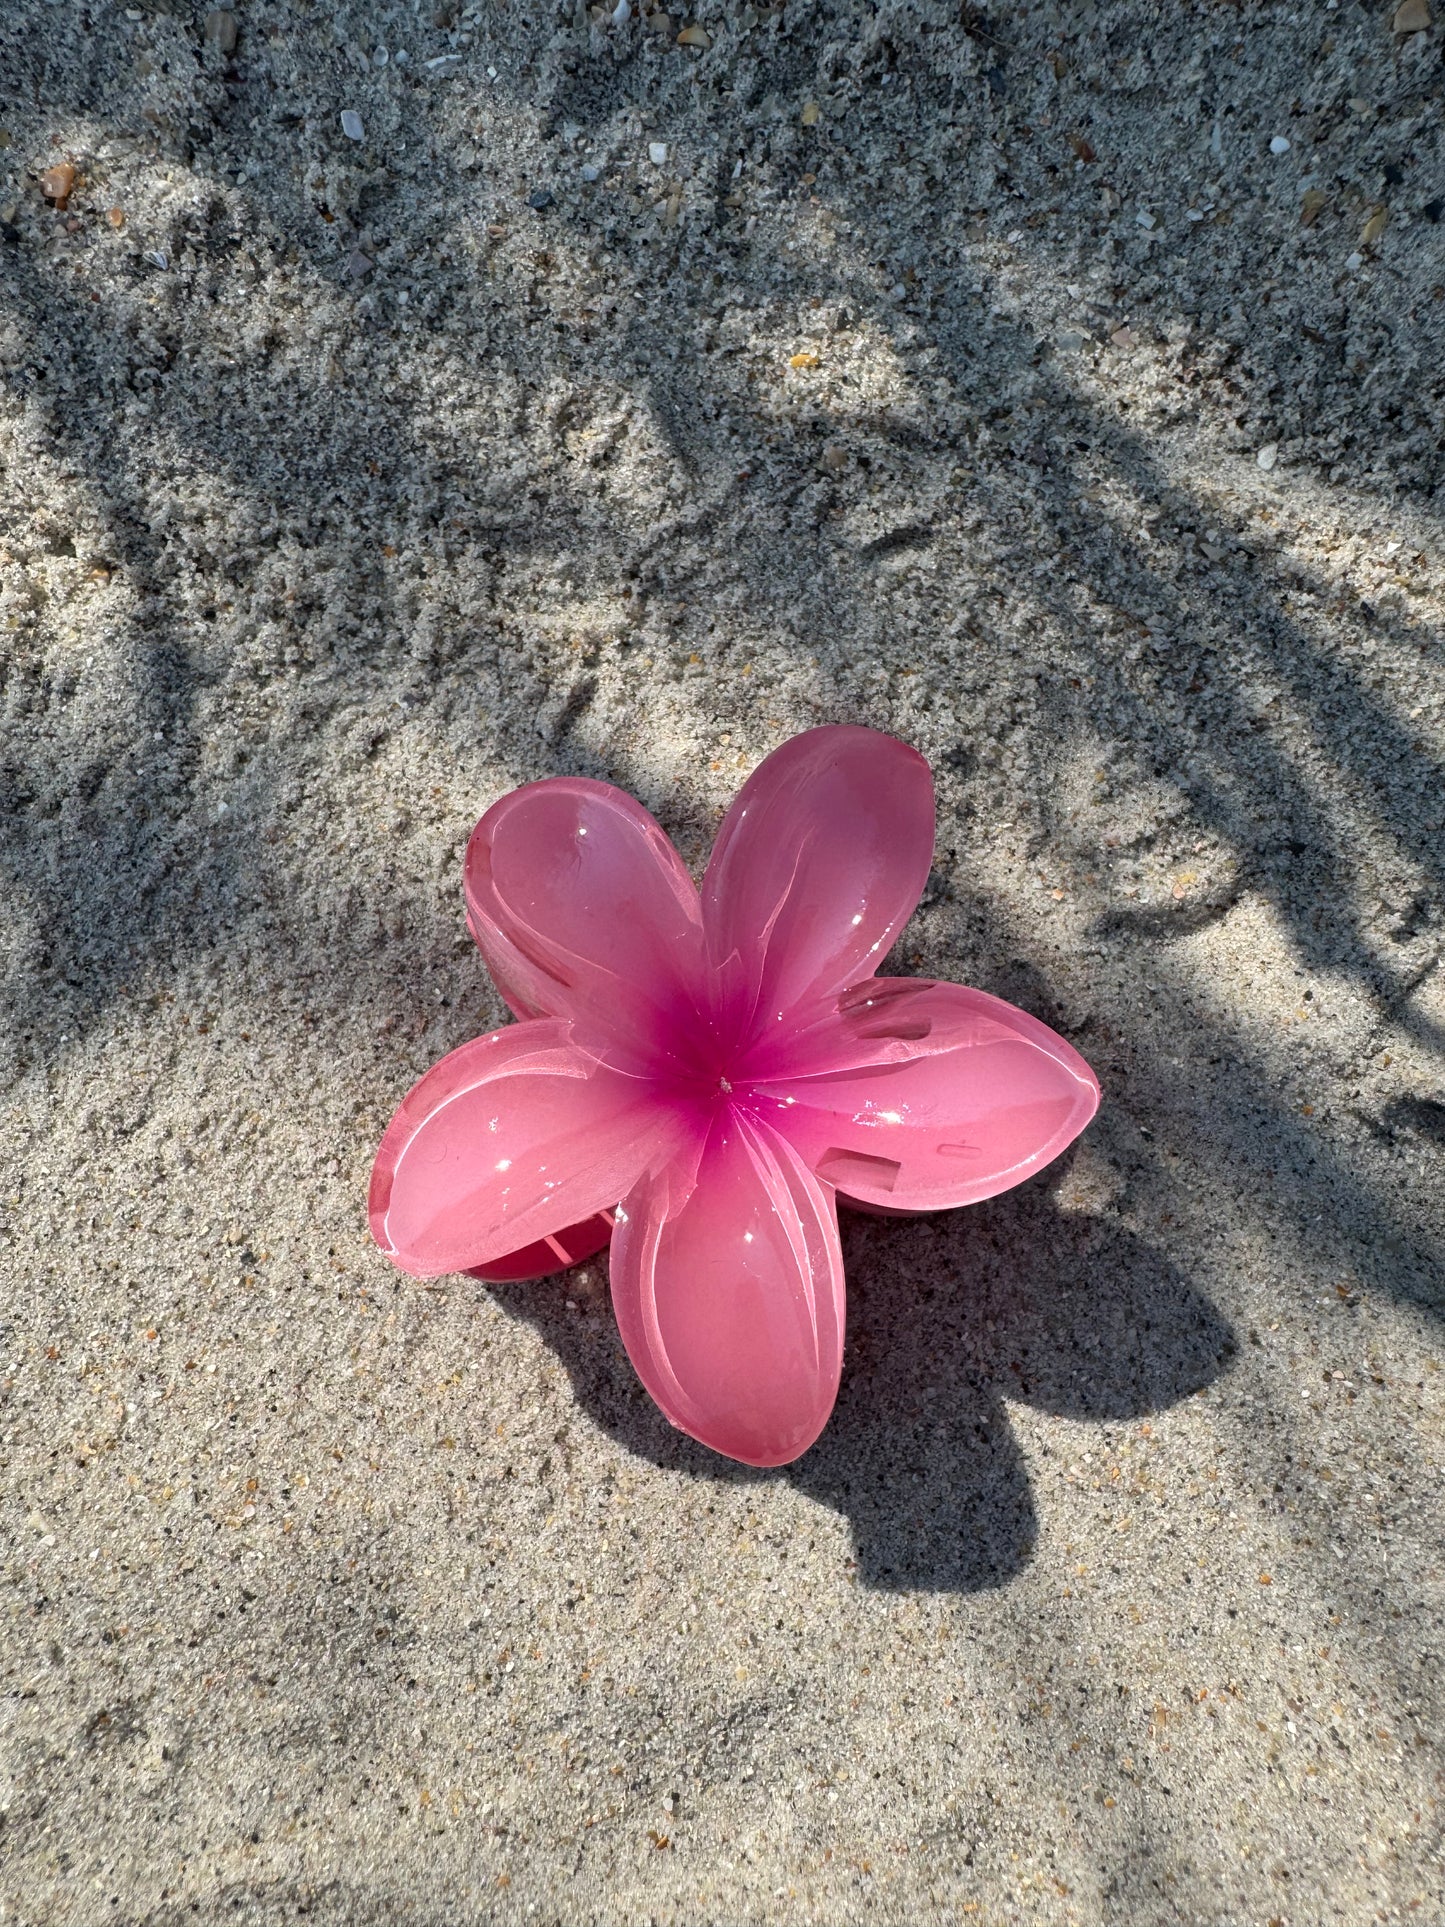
[2,0,1443,1920]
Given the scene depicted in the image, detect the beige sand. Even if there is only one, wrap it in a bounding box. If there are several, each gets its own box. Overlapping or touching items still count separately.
[2,2,1442,1921]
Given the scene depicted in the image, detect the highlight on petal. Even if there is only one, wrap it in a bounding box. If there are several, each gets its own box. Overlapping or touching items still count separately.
[369,1019,677,1278]
[701,726,936,1039]
[464,777,706,1068]
[751,978,1100,1212]
[608,1110,846,1467]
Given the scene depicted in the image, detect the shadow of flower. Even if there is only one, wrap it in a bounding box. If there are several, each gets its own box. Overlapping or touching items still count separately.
[485,1154,1235,1594]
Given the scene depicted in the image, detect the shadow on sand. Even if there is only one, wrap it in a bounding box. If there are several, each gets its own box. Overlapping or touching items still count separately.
[485,1149,1236,1594]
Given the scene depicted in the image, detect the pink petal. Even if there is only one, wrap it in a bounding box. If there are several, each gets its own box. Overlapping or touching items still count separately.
[466,1209,616,1284]
[609,1111,846,1467]
[701,727,935,1043]
[369,1019,677,1277]
[464,778,706,1071]
[750,979,1100,1211]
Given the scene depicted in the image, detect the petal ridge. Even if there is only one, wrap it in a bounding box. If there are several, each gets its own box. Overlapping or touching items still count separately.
[369,1019,676,1277]
[701,727,935,1038]
[609,1109,845,1466]
[464,777,706,1064]
[752,979,1101,1211]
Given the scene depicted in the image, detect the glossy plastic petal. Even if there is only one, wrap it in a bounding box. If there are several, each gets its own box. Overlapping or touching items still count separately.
[466,1209,616,1284]
[370,1020,676,1277]
[751,978,1100,1211]
[700,726,935,1042]
[464,777,706,1069]
[609,1111,846,1467]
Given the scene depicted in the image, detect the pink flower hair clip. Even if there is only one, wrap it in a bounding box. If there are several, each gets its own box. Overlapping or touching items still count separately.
[370,727,1100,1466]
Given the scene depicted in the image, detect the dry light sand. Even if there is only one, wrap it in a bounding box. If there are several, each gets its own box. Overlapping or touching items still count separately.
[2,0,1444,1922]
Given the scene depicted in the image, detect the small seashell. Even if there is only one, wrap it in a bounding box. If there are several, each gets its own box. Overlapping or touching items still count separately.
[39,162,76,206]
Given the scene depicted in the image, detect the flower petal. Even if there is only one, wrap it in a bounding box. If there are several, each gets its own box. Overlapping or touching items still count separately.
[464,778,706,1070]
[609,1111,846,1467]
[751,979,1100,1210]
[701,727,935,1042]
[370,1020,676,1277]
[466,1209,616,1284]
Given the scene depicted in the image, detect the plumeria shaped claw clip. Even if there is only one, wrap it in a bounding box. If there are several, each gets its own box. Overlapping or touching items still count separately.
[369,727,1100,1467]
